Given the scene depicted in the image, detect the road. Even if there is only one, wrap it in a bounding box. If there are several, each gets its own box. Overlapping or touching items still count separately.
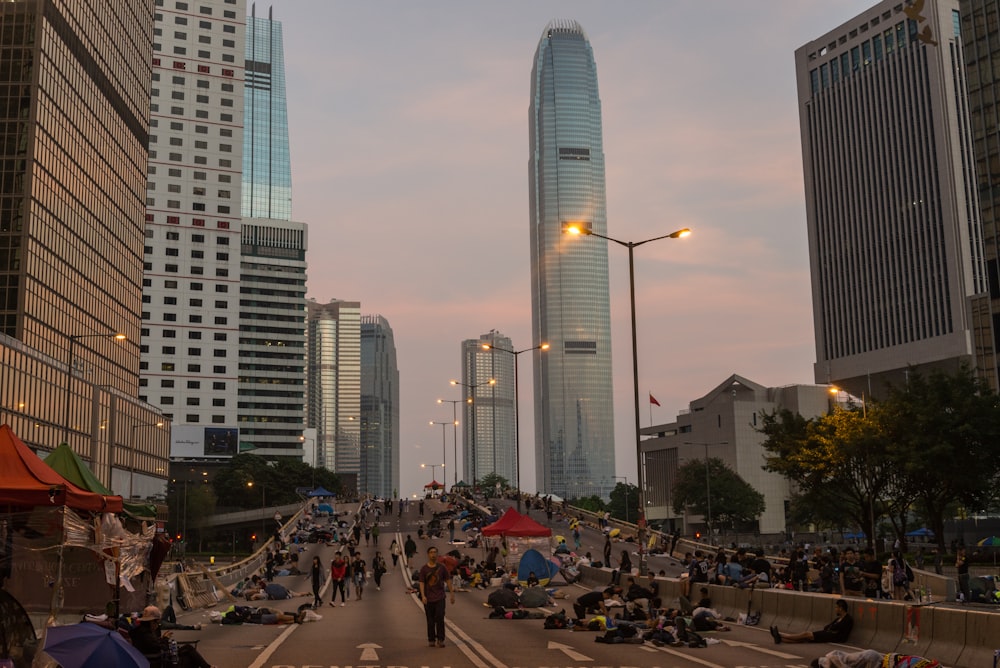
[169,499,865,668]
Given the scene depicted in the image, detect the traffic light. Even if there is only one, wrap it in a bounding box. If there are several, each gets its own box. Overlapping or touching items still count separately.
[695,532,701,540]
[251,533,257,542]
[175,533,182,541]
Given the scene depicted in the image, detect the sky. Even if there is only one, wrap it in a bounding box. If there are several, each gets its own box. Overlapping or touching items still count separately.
[268,1,875,498]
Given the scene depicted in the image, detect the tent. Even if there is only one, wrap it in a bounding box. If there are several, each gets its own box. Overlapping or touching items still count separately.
[452,480,471,488]
[481,507,522,536]
[308,486,336,498]
[504,514,552,538]
[44,444,154,519]
[0,425,122,513]
[906,527,935,538]
[423,480,443,489]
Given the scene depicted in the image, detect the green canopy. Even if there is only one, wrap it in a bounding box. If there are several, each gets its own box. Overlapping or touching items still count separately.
[44,444,156,520]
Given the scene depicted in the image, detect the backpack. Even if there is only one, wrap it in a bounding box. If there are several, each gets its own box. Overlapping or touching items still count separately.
[544,611,568,629]
[892,560,907,587]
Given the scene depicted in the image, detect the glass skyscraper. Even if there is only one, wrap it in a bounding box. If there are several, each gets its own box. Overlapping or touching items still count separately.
[529,20,616,500]
[360,315,400,499]
[243,5,291,220]
[460,331,516,487]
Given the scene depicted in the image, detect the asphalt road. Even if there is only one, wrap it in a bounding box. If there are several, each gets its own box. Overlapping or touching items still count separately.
[170,498,867,668]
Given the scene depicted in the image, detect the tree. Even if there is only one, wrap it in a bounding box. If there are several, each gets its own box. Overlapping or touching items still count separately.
[671,457,765,534]
[880,366,1000,550]
[478,473,508,499]
[606,482,640,523]
[568,495,606,514]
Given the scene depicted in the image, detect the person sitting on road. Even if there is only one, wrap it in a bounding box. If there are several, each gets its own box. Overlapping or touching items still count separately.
[770,598,853,644]
[690,606,731,632]
[572,587,614,621]
[129,605,216,668]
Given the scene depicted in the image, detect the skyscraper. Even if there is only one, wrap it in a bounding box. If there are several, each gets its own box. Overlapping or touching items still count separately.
[959,0,1000,392]
[460,331,515,486]
[360,315,399,498]
[0,0,167,490]
[243,4,291,221]
[796,0,990,398]
[141,0,246,461]
[305,299,360,488]
[529,21,615,499]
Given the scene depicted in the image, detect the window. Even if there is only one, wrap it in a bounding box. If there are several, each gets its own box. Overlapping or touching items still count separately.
[191,266,204,274]
[187,381,201,389]
[188,364,201,372]
[163,296,177,304]
[186,415,200,423]
[172,75,185,85]
[215,268,229,277]
[213,349,227,358]
[217,237,229,245]
[165,280,178,288]
[165,264,178,272]
[189,330,202,339]
[191,249,204,259]
[165,247,179,256]
[212,382,226,390]
[168,168,182,177]
[213,332,227,341]
[212,398,226,407]
[198,50,210,59]
[218,174,231,183]
[213,365,226,373]
[214,300,227,308]
[212,415,225,424]
[196,94,209,104]
[161,396,175,405]
[223,24,235,33]
[161,363,175,371]
[199,20,211,29]
[161,346,175,354]
[161,379,174,388]
[216,252,229,261]
[192,234,205,243]
[189,315,203,323]
[197,80,209,89]
[191,282,203,291]
[164,313,177,322]
[186,397,200,406]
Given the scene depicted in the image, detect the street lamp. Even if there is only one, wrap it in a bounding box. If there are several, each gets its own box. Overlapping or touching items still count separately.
[437,398,468,486]
[247,480,266,542]
[612,475,629,524]
[130,421,164,499]
[450,378,496,487]
[421,463,443,487]
[429,421,450,487]
[62,332,126,444]
[565,223,690,530]
[683,441,728,541]
[481,342,549,512]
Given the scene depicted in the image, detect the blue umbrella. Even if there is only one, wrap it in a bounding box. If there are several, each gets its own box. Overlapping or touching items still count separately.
[44,623,149,668]
[977,536,1000,547]
[906,527,935,537]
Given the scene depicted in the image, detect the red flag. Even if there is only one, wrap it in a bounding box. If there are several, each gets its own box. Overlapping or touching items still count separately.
[649,393,661,407]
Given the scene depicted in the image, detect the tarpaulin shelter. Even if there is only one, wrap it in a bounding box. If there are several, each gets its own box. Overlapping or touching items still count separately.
[307,487,335,498]
[480,507,522,536]
[44,443,155,520]
[0,425,121,513]
[504,514,552,538]
[480,508,551,572]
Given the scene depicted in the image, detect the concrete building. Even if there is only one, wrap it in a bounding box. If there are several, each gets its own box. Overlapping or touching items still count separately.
[0,0,168,494]
[142,0,246,465]
[529,20,616,499]
[459,331,515,486]
[305,299,360,479]
[795,0,992,399]
[641,375,831,537]
[959,0,1000,392]
[360,315,399,499]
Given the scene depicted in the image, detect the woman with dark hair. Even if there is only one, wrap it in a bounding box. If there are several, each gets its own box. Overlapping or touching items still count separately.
[308,555,324,608]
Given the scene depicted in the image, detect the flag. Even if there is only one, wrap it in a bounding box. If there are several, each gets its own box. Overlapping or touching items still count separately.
[649,393,661,407]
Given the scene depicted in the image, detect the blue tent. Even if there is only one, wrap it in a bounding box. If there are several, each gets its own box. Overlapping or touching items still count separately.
[844,531,867,540]
[906,527,935,537]
[308,487,335,497]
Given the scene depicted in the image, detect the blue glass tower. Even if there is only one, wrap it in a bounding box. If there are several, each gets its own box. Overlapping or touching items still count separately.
[243,5,292,220]
[529,20,615,500]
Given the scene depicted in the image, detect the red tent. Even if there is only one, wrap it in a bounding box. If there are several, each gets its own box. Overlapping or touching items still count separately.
[423,480,443,489]
[0,425,123,513]
[504,514,552,538]
[480,507,523,536]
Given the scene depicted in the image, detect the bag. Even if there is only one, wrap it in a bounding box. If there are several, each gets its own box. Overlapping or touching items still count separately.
[544,611,568,629]
[892,561,907,587]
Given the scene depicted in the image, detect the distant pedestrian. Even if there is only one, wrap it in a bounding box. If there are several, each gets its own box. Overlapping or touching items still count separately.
[329,552,348,606]
[418,546,454,647]
[372,524,380,546]
[308,556,324,608]
[390,539,401,569]
[405,534,418,560]
[371,552,386,590]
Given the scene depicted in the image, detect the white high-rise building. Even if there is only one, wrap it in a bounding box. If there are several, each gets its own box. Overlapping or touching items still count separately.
[141,0,247,460]
[460,331,515,486]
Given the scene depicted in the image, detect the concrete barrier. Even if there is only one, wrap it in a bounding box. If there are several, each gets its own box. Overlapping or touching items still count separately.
[956,609,1000,668]
[755,587,785,630]
[868,600,907,653]
[923,606,967,667]
[708,583,740,620]
[896,604,935,658]
[848,598,880,648]
[787,590,818,633]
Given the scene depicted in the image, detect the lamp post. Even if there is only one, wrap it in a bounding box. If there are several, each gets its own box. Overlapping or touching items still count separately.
[247,481,265,542]
[481,342,549,512]
[129,421,164,499]
[450,378,495,487]
[437,398,466,486]
[429,421,450,487]
[683,441,728,541]
[421,463,442,488]
[62,332,126,444]
[612,475,629,524]
[564,224,690,525]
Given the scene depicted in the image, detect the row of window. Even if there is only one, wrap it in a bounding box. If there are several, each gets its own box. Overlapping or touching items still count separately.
[153,0,238,14]
[147,199,232,213]
[146,216,233,229]
[143,247,230,260]
[141,279,231,293]
[160,15,237,32]
[149,88,237,109]
[810,20,916,94]
[148,166,233,184]
[145,231,230,244]
[142,346,228,358]
[142,263,231,277]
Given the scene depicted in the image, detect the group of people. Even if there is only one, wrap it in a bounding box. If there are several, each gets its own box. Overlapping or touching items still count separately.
[323,549,388,607]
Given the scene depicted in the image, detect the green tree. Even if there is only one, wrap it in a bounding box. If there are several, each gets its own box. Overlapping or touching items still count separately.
[606,482,640,523]
[568,495,606,514]
[880,366,1000,550]
[478,473,509,499]
[671,457,765,535]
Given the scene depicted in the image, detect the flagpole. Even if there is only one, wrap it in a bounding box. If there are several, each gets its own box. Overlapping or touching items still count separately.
[648,390,652,426]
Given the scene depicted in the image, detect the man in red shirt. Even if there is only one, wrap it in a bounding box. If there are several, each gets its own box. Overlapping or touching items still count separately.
[418,546,455,647]
[329,552,348,606]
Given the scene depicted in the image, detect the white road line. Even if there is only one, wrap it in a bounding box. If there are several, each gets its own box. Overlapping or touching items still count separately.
[246,621,299,668]
[648,644,728,668]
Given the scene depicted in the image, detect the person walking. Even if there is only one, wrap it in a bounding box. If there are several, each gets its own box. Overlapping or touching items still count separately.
[405,534,418,560]
[418,546,455,648]
[956,547,970,603]
[372,523,380,546]
[308,556,324,609]
[390,539,401,569]
[352,553,367,601]
[371,551,387,590]
[329,552,348,607]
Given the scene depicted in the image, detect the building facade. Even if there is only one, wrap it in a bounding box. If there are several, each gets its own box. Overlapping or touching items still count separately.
[460,331,515,487]
[238,220,307,456]
[641,375,832,536]
[796,0,992,399]
[0,0,168,495]
[529,20,616,500]
[360,315,399,499]
[141,0,246,464]
[959,0,1000,392]
[305,299,360,482]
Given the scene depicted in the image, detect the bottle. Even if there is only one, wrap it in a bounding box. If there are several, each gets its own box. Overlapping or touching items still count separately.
[167,638,179,666]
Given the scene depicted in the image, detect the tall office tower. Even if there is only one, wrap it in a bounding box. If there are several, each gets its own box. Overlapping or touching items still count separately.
[360,315,399,498]
[141,0,246,461]
[959,0,1000,392]
[796,0,990,399]
[529,21,615,499]
[305,299,361,486]
[242,4,291,221]
[237,7,307,455]
[0,0,167,489]
[460,331,516,488]
[238,222,307,456]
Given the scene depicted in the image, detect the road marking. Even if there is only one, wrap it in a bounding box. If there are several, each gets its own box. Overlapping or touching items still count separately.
[246,621,298,668]
[546,640,593,661]
[357,642,381,661]
[648,644,727,668]
[721,638,802,659]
